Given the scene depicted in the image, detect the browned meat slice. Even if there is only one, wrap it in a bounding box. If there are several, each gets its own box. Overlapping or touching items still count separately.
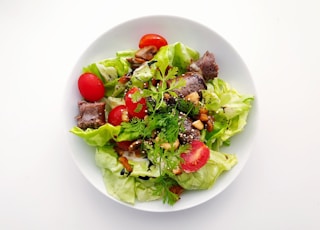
[126,57,145,70]
[127,45,158,69]
[76,101,106,130]
[178,114,201,144]
[188,51,219,81]
[169,72,207,98]
[135,45,158,61]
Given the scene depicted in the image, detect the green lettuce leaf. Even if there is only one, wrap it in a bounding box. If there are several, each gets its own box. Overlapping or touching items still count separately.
[70,123,121,147]
[95,145,136,204]
[82,50,135,97]
[101,168,136,204]
[98,57,130,79]
[135,178,162,202]
[203,78,254,119]
[202,78,254,150]
[95,145,162,204]
[128,159,160,178]
[130,62,156,88]
[82,63,103,80]
[152,42,199,74]
[98,49,135,78]
[104,78,126,97]
[172,150,237,190]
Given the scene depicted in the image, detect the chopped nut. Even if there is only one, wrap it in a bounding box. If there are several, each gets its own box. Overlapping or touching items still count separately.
[199,113,209,122]
[206,116,214,132]
[199,107,208,114]
[159,139,180,150]
[172,167,182,175]
[192,120,204,130]
[164,93,171,100]
[169,185,184,196]
[184,92,200,104]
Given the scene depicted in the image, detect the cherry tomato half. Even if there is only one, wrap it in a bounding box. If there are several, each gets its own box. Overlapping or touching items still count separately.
[180,140,210,173]
[78,73,105,102]
[108,105,128,126]
[124,87,147,119]
[139,33,168,50]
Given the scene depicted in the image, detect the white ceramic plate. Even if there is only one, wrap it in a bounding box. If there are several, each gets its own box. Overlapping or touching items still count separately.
[65,15,258,212]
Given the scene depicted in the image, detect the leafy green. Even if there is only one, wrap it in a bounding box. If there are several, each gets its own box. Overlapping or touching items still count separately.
[116,118,146,142]
[82,63,103,80]
[172,150,238,190]
[82,50,135,97]
[103,78,126,97]
[96,63,118,82]
[176,98,200,117]
[135,178,161,202]
[99,53,133,77]
[143,61,185,113]
[152,175,180,205]
[143,142,189,205]
[130,62,155,89]
[95,145,136,204]
[202,78,254,150]
[152,42,199,74]
[70,124,121,147]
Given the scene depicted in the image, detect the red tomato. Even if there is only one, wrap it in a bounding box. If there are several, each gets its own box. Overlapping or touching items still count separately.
[108,105,128,126]
[78,73,105,102]
[116,141,133,151]
[124,87,147,119]
[180,140,210,173]
[139,33,168,50]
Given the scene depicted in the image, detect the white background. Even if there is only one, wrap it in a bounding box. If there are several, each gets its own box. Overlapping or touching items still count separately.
[1,0,320,229]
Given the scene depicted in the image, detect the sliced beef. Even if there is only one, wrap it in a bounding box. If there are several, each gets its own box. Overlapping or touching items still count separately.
[127,45,158,69]
[76,101,106,130]
[188,51,219,81]
[178,114,201,144]
[169,72,207,98]
[135,45,158,61]
[126,57,145,70]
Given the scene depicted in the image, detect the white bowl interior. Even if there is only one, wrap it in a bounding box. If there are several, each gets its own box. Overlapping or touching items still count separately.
[64,15,258,212]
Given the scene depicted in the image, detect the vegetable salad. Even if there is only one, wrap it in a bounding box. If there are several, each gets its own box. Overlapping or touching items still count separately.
[70,34,254,205]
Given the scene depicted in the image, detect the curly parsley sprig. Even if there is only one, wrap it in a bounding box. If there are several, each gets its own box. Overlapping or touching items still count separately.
[143,140,190,205]
[143,60,186,113]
